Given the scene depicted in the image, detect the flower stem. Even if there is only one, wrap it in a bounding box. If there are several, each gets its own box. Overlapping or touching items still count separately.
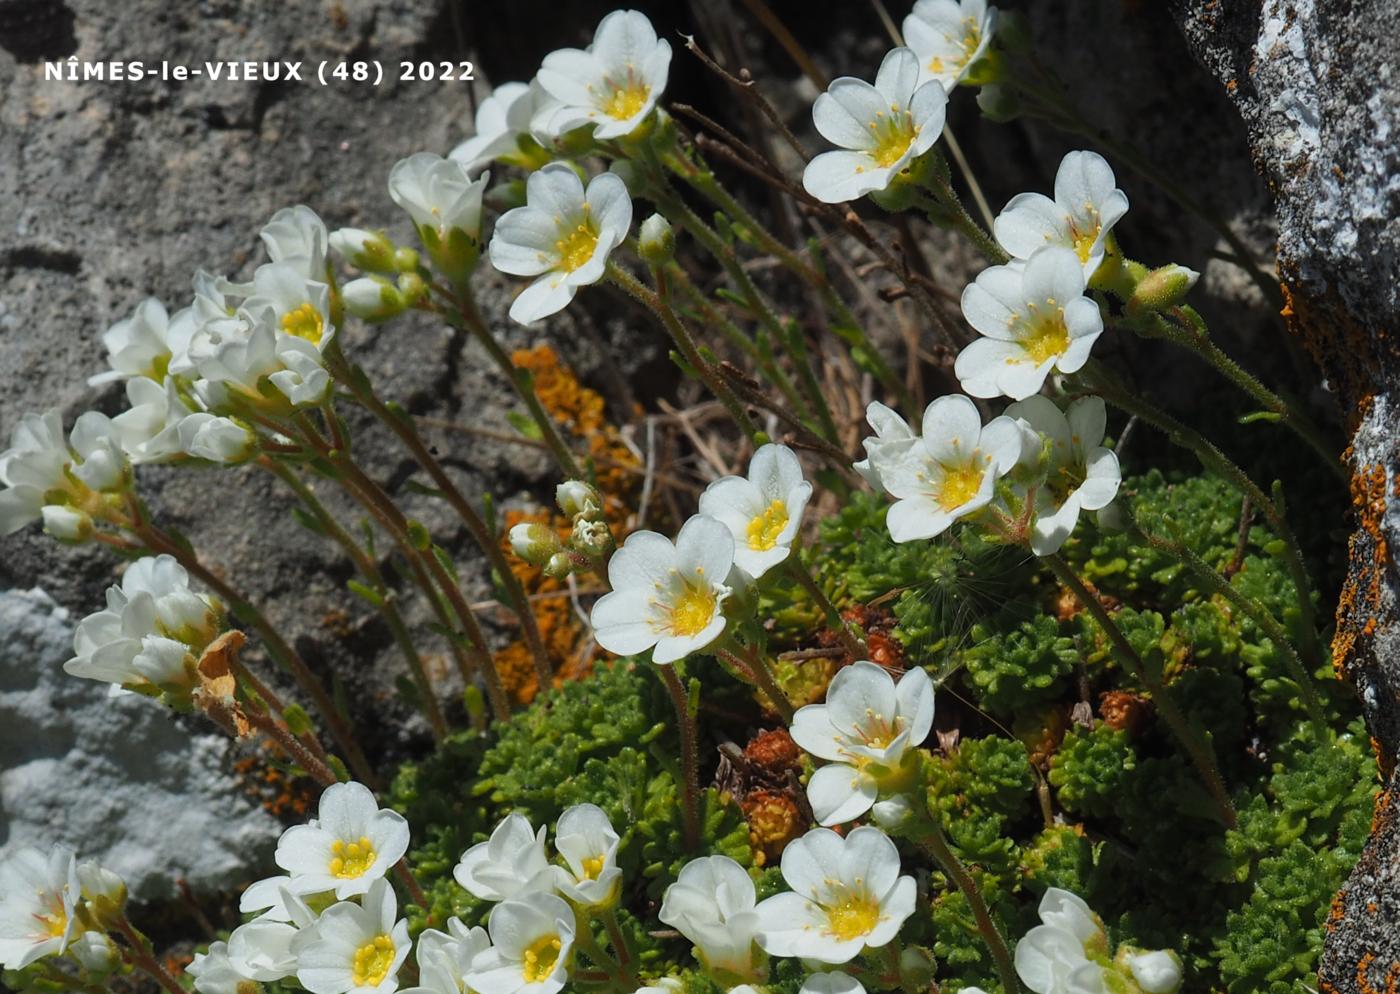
[914,186,1009,265]
[1081,360,1325,672]
[720,642,796,723]
[446,289,584,480]
[787,557,867,660]
[327,350,554,697]
[110,915,186,994]
[1125,310,1344,482]
[606,261,759,437]
[599,907,641,987]
[243,704,339,787]
[1042,553,1237,828]
[261,456,449,742]
[1125,514,1328,730]
[915,826,1021,994]
[655,663,702,851]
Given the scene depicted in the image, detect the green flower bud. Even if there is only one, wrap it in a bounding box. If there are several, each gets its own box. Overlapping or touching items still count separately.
[329,228,396,272]
[342,277,407,322]
[637,213,676,265]
[543,551,577,579]
[556,480,604,521]
[510,522,563,565]
[1126,264,1200,317]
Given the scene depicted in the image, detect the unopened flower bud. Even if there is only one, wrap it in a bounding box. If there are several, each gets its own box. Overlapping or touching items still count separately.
[329,228,396,272]
[342,277,407,322]
[543,551,576,578]
[509,522,562,565]
[396,271,428,306]
[1121,949,1183,994]
[1127,264,1200,317]
[42,504,93,542]
[637,214,675,265]
[556,480,604,521]
[69,932,119,973]
[871,794,915,831]
[898,946,936,991]
[392,246,421,273]
[976,83,1022,123]
[179,414,257,464]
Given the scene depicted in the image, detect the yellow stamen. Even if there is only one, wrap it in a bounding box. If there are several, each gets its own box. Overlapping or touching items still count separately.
[582,855,606,880]
[351,934,396,987]
[554,221,599,273]
[1069,205,1103,264]
[826,893,881,941]
[38,911,67,938]
[746,499,789,551]
[603,77,651,120]
[669,582,717,638]
[329,836,377,879]
[521,935,563,983]
[280,302,325,345]
[1020,300,1071,364]
[938,464,985,511]
[867,109,919,168]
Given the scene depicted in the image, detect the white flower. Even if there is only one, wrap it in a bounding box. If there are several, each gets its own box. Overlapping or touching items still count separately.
[389,153,486,238]
[868,394,1026,542]
[0,845,81,969]
[179,412,258,464]
[902,0,998,90]
[754,826,915,963]
[488,164,631,325]
[268,339,334,407]
[993,151,1129,280]
[790,661,934,826]
[1014,888,1109,994]
[244,262,336,354]
[188,941,256,994]
[402,919,492,994]
[451,82,534,173]
[1004,396,1120,555]
[853,402,918,490]
[1124,950,1182,994]
[800,973,866,994]
[275,782,411,900]
[228,918,302,982]
[551,804,622,908]
[658,855,762,981]
[296,879,411,994]
[64,554,223,693]
[633,980,683,994]
[0,410,129,537]
[698,444,813,580]
[956,247,1105,400]
[89,297,189,386]
[454,813,554,902]
[464,892,576,994]
[802,47,947,204]
[589,514,734,664]
[535,10,671,140]
[261,205,330,283]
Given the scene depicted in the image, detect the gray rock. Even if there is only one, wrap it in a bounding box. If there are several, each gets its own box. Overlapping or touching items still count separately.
[1170,0,1400,987]
[0,587,280,902]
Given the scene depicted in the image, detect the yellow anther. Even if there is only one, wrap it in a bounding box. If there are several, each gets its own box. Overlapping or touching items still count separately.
[554,221,600,273]
[603,78,650,120]
[937,463,985,511]
[826,893,881,941]
[351,934,396,986]
[329,836,377,879]
[746,499,789,551]
[668,583,717,638]
[582,855,606,880]
[280,302,325,345]
[521,936,563,982]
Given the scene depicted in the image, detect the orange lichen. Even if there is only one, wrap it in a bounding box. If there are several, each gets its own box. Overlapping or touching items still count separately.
[1099,690,1151,735]
[232,739,318,821]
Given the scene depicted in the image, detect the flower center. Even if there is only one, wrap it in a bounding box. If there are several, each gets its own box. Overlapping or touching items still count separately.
[280,302,325,345]
[960,19,983,60]
[582,855,606,880]
[554,220,600,273]
[1070,207,1103,264]
[1048,462,1087,503]
[746,499,789,551]
[867,106,919,168]
[351,934,396,987]
[826,892,882,941]
[669,582,718,638]
[860,711,902,749]
[602,78,651,121]
[330,836,377,878]
[1020,300,1071,364]
[521,935,562,983]
[38,910,68,939]
[937,463,985,511]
